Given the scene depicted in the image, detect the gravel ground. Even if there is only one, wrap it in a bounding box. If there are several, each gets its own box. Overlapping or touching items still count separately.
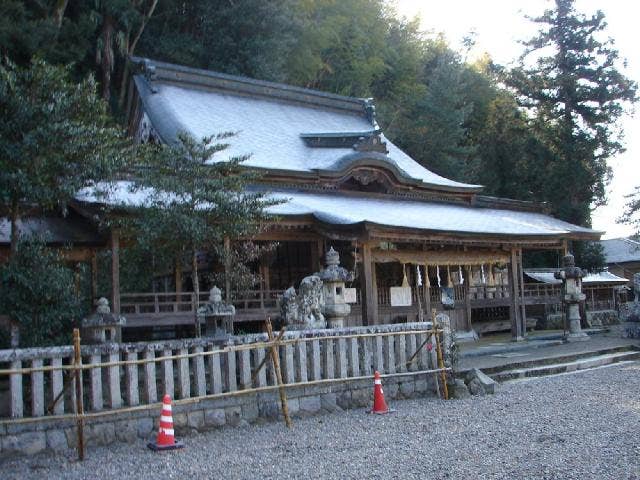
[3,362,640,480]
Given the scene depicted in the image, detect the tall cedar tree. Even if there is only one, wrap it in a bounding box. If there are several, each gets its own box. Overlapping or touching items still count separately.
[621,187,640,237]
[405,47,474,180]
[509,0,637,228]
[128,133,275,335]
[0,59,132,256]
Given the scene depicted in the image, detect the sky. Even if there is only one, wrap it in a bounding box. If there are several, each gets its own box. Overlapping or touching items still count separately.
[395,0,639,239]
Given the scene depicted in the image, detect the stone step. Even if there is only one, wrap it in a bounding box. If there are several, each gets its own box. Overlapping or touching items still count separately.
[477,345,638,376]
[491,350,640,383]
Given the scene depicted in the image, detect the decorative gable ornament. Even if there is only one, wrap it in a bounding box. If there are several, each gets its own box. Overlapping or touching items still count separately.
[352,132,388,154]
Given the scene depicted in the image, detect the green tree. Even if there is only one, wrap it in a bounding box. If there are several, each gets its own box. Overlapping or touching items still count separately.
[387,39,474,181]
[621,186,640,237]
[0,240,83,347]
[127,133,276,335]
[508,0,637,227]
[137,0,296,83]
[91,0,159,102]
[0,59,133,256]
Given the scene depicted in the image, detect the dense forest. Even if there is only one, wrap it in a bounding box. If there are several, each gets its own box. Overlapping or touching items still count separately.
[1,0,637,267]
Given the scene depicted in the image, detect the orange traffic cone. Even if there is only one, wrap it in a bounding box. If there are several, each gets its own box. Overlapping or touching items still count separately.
[369,371,394,414]
[148,394,184,451]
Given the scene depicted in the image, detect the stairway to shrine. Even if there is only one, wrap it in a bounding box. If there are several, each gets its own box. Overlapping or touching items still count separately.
[484,347,640,382]
[458,335,640,383]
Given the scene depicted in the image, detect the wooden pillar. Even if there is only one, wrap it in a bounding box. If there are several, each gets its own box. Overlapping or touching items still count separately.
[90,250,98,305]
[422,263,431,321]
[174,257,182,294]
[224,237,232,302]
[518,248,527,337]
[310,239,323,272]
[464,265,472,332]
[73,264,81,299]
[110,230,120,314]
[361,243,378,326]
[261,263,271,292]
[509,248,523,341]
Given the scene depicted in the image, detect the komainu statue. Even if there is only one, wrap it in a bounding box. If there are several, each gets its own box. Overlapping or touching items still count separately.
[279,275,326,330]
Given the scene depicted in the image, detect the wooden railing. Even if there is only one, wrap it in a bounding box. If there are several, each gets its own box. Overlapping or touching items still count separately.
[467,284,510,300]
[583,286,616,311]
[523,283,561,298]
[0,323,442,420]
[120,292,206,316]
[119,282,614,320]
[120,290,284,317]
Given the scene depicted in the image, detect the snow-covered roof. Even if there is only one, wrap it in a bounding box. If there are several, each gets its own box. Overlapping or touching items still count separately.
[600,237,640,264]
[76,182,599,239]
[524,270,628,285]
[131,58,481,192]
[0,216,102,245]
[265,189,597,237]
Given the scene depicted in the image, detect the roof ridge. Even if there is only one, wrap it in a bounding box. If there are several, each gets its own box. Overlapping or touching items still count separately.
[130,56,372,117]
[603,237,640,244]
[622,237,640,245]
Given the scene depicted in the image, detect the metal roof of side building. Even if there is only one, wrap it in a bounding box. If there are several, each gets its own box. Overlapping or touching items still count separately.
[524,269,628,285]
[600,237,640,264]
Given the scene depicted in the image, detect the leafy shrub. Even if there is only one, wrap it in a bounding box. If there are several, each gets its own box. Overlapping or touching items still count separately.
[0,240,82,347]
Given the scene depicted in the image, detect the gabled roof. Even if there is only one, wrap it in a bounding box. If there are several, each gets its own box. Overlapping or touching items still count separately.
[128,57,482,193]
[600,237,640,264]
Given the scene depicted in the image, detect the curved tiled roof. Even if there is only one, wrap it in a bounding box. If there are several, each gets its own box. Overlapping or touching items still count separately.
[76,182,600,239]
[131,58,481,192]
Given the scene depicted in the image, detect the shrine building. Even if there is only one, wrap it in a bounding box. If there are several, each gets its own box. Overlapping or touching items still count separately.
[11,58,607,340]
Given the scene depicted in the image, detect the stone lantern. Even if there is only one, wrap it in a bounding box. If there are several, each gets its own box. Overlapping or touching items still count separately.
[554,254,588,342]
[81,297,126,344]
[197,286,235,340]
[318,247,354,328]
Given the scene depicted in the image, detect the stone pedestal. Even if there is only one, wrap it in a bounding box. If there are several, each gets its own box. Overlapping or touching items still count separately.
[565,303,588,342]
[81,298,126,344]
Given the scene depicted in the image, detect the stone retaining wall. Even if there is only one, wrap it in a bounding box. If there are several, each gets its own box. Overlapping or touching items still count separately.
[0,322,445,457]
[0,375,435,457]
